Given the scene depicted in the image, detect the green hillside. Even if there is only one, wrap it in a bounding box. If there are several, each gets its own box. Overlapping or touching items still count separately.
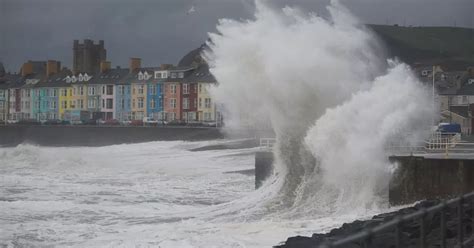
[368,25,474,69]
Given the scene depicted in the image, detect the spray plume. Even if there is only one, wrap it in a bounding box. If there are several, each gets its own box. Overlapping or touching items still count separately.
[205,0,435,215]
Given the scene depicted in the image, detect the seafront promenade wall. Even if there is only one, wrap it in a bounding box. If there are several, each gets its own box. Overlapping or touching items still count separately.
[389,156,474,205]
[0,126,225,147]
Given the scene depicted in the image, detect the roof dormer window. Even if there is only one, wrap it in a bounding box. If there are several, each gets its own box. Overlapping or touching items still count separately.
[78,73,84,81]
[178,72,184,78]
[171,72,177,78]
[143,72,150,80]
[138,71,144,80]
[71,76,77,83]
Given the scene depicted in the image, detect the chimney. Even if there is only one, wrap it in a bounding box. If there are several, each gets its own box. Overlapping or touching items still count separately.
[21,61,33,77]
[160,64,173,70]
[100,61,111,73]
[46,60,60,77]
[129,58,141,73]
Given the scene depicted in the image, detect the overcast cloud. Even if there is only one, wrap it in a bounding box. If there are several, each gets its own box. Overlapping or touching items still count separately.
[0,0,472,72]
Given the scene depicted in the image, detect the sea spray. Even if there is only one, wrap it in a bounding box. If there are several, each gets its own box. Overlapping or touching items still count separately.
[205,0,435,214]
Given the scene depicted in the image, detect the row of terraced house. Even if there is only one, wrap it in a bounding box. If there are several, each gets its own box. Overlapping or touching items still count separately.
[0,59,221,124]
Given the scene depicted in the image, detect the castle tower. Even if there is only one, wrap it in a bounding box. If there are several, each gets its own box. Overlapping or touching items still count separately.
[73,39,107,74]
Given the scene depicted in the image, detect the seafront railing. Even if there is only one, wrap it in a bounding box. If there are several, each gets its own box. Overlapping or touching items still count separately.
[259,138,276,150]
[388,132,474,157]
[320,192,474,248]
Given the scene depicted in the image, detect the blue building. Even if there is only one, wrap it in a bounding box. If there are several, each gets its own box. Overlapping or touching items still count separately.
[115,83,132,121]
[146,81,164,120]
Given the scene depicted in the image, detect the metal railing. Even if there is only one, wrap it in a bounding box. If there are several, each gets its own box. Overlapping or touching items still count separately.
[388,132,474,157]
[320,192,474,248]
[259,138,276,150]
[425,132,461,150]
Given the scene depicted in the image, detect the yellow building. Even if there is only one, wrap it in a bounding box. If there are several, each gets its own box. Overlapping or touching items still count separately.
[197,82,216,122]
[71,84,88,111]
[58,86,73,119]
[64,73,91,122]
[131,81,147,120]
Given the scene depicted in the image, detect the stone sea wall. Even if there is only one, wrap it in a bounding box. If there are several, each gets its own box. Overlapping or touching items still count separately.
[0,125,224,147]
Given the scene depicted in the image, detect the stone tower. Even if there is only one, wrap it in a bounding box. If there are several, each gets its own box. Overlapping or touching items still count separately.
[73,39,107,74]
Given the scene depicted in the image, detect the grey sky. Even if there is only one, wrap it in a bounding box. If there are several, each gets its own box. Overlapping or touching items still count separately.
[0,0,472,72]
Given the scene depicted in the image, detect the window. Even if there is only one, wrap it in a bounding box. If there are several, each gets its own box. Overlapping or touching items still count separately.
[61,89,68,96]
[78,99,84,109]
[0,90,4,98]
[70,100,75,108]
[187,112,195,121]
[149,85,156,95]
[119,86,125,95]
[150,99,156,109]
[88,86,96,96]
[136,111,144,120]
[171,72,177,78]
[169,112,176,120]
[183,98,189,109]
[51,101,57,109]
[102,86,106,95]
[170,98,176,109]
[62,100,67,109]
[199,98,202,108]
[183,84,189,94]
[170,84,176,94]
[132,99,136,108]
[120,99,125,109]
[69,89,72,96]
[194,98,197,109]
[0,101,4,109]
[79,86,84,96]
[178,72,184,78]
[132,86,136,94]
[26,90,30,97]
[138,85,144,95]
[88,99,95,108]
[205,98,211,108]
[154,72,162,79]
[106,99,113,109]
[138,98,144,109]
[199,84,202,93]
[107,85,113,95]
[204,112,212,121]
[102,99,105,108]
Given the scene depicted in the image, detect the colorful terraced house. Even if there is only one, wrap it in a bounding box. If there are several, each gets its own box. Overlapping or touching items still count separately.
[0,57,220,125]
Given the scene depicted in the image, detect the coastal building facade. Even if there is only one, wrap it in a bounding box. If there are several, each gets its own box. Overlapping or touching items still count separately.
[1,59,221,125]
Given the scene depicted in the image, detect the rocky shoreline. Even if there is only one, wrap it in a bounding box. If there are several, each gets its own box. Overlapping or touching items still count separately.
[277,199,473,248]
